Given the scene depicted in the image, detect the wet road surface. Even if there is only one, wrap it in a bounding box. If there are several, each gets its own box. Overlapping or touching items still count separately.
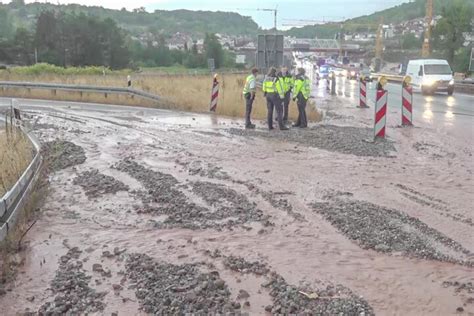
[0,94,473,315]
[314,77,474,142]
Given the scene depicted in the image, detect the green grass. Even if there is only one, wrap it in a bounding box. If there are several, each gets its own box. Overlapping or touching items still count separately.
[1,64,244,77]
[4,63,132,76]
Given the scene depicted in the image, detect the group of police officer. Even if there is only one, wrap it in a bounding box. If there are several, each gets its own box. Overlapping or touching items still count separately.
[242,66,311,130]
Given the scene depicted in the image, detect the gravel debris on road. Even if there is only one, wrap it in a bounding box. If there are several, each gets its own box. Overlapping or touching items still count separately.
[222,255,270,276]
[442,281,474,294]
[115,160,272,230]
[227,125,396,157]
[125,253,242,314]
[209,253,373,314]
[73,169,129,199]
[311,198,473,265]
[42,140,86,171]
[176,159,231,181]
[413,141,456,159]
[263,272,374,315]
[258,190,305,221]
[191,181,272,227]
[38,247,106,315]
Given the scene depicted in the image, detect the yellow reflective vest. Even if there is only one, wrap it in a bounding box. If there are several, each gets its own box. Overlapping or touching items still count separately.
[294,75,311,100]
[262,76,285,99]
[242,74,256,95]
[282,75,294,93]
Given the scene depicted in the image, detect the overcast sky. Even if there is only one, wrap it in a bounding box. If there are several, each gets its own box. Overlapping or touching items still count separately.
[1,0,410,29]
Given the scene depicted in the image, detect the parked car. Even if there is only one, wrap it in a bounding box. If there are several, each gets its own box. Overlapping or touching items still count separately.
[406,59,454,95]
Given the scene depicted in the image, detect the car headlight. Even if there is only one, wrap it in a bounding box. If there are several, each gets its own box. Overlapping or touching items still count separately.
[449,79,454,85]
[422,79,436,86]
[328,73,333,78]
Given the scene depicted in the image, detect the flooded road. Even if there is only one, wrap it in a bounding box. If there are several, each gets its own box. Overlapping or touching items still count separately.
[0,95,472,315]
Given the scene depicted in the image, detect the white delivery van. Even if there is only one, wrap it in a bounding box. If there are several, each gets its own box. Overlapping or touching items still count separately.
[406,59,455,95]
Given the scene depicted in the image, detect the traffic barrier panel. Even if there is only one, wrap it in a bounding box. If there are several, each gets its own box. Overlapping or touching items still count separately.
[0,105,43,242]
[358,80,369,108]
[374,89,388,139]
[402,85,413,126]
[209,75,219,112]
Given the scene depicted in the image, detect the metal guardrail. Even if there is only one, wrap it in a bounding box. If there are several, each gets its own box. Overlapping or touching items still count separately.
[0,114,43,242]
[0,81,165,104]
[372,73,474,94]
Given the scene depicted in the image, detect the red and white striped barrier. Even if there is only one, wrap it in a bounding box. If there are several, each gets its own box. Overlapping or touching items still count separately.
[209,75,219,112]
[358,80,368,108]
[374,89,388,139]
[402,85,413,126]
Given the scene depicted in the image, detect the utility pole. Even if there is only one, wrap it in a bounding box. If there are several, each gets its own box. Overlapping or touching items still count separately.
[422,0,433,58]
[339,23,344,63]
[375,18,384,60]
[374,17,384,72]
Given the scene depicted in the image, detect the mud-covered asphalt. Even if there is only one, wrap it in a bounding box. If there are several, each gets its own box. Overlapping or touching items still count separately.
[0,97,472,315]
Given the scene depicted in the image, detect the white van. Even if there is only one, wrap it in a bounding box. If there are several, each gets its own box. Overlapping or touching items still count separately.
[406,59,455,95]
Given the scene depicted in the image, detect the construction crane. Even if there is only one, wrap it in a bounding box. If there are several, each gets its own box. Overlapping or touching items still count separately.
[422,0,433,57]
[375,18,384,60]
[236,7,278,31]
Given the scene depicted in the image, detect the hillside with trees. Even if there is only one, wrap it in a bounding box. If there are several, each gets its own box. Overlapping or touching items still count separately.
[0,8,234,70]
[0,0,260,38]
[286,0,474,38]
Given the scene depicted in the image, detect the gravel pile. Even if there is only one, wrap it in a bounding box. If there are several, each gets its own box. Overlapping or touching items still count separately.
[311,199,473,265]
[263,272,374,315]
[227,125,396,157]
[239,182,305,221]
[442,281,474,294]
[125,253,242,314]
[179,160,231,180]
[259,190,305,221]
[42,140,86,171]
[191,181,272,227]
[115,160,271,230]
[73,169,129,199]
[413,141,456,159]
[222,255,270,276]
[38,247,106,315]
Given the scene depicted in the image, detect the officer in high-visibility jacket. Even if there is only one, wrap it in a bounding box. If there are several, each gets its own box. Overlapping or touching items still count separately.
[292,68,311,128]
[281,67,294,123]
[262,67,288,130]
[242,68,259,129]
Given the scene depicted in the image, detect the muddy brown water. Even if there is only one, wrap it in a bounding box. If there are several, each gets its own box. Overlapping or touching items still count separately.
[0,99,472,315]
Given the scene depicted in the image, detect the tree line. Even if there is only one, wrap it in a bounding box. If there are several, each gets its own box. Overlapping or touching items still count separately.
[0,10,236,70]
